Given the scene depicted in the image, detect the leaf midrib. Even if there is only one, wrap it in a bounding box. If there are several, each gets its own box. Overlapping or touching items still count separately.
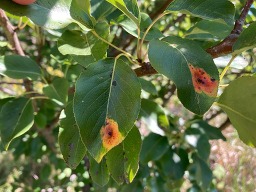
[217,103,256,124]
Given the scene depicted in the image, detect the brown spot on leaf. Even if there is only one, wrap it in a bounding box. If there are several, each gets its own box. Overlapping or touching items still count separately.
[100,118,122,150]
[189,64,218,97]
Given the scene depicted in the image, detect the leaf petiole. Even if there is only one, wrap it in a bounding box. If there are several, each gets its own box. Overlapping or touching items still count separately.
[219,55,237,81]
[91,30,137,62]
[138,12,168,61]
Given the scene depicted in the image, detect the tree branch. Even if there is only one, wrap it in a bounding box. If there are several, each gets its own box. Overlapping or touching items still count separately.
[206,0,254,58]
[135,0,254,77]
[0,9,25,56]
[149,0,173,20]
[219,118,231,131]
[0,9,35,93]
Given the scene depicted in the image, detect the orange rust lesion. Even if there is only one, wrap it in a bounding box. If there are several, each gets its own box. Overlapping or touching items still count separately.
[188,64,218,97]
[100,118,122,150]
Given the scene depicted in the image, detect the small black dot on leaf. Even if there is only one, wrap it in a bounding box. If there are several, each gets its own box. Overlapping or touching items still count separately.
[112,80,117,86]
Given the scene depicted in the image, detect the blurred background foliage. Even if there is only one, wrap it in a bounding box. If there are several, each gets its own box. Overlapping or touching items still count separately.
[0,0,256,191]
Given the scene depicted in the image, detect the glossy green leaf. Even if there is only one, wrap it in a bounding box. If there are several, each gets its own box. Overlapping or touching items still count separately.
[140,133,169,164]
[218,76,256,146]
[89,156,109,186]
[58,21,109,65]
[233,21,256,55]
[186,20,232,40]
[115,12,163,41]
[106,127,141,184]
[189,154,212,190]
[72,0,91,14]
[0,55,41,80]
[167,0,235,25]
[74,58,141,162]
[59,102,86,169]
[140,99,169,135]
[91,0,117,20]
[149,36,219,115]
[185,128,210,161]
[69,0,96,29]
[157,148,189,180]
[106,0,140,26]
[190,120,226,140]
[0,0,94,30]
[0,98,34,150]
[43,78,69,106]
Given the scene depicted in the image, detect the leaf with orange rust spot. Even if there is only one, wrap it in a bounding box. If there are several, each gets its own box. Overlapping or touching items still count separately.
[106,126,141,184]
[74,58,141,162]
[100,118,122,150]
[188,65,218,97]
[149,36,219,115]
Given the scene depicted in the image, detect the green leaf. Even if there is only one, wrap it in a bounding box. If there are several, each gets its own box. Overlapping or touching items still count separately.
[189,154,213,190]
[74,58,141,162]
[121,180,143,192]
[140,99,169,135]
[139,78,158,95]
[106,126,141,184]
[0,98,34,150]
[34,112,47,129]
[185,20,232,40]
[91,0,117,20]
[106,0,140,26]
[0,0,94,30]
[43,78,69,106]
[70,0,96,29]
[185,128,210,161]
[89,155,109,186]
[59,102,86,169]
[148,36,219,115]
[167,0,235,25]
[0,98,12,150]
[218,76,256,146]
[140,133,169,164]
[0,55,41,80]
[0,98,13,113]
[58,21,109,65]
[190,120,226,140]
[114,12,163,41]
[233,21,256,55]
[72,0,91,14]
[157,148,189,180]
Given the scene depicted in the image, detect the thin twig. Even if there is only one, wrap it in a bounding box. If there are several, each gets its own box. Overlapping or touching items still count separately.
[0,9,60,153]
[0,81,23,85]
[0,9,25,56]
[206,0,254,58]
